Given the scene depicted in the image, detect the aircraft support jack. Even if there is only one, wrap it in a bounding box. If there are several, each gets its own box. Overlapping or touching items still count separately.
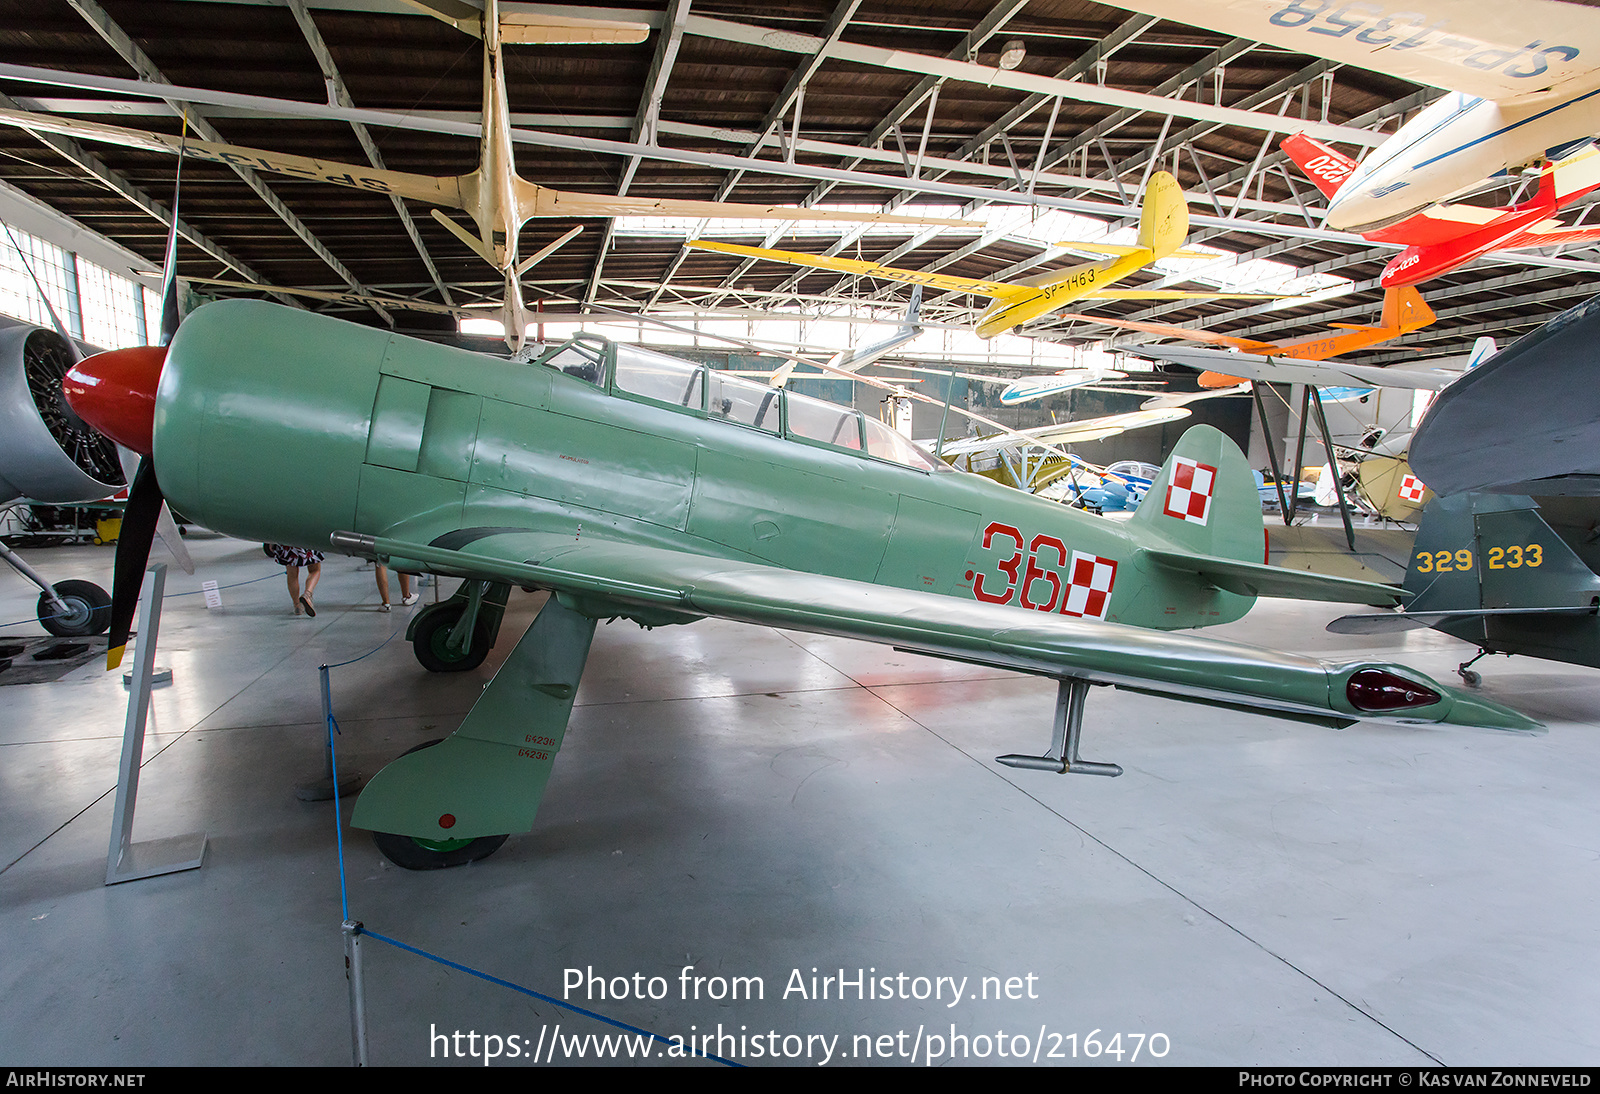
[997,677,1123,777]
[353,593,598,868]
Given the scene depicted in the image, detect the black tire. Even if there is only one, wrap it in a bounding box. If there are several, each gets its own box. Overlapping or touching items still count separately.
[370,739,508,869]
[38,580,112,637]
[373,830,509,870]
[412,606,491,673]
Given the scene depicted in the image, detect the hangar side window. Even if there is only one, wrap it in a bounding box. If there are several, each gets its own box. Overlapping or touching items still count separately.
[861,415,948,472]
[614,344,705,410]
[707,371,780,433]
[534,335,610,387]
[785,391,863,451]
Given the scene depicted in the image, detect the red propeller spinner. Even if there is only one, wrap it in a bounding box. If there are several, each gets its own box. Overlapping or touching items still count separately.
[61,345,167,456]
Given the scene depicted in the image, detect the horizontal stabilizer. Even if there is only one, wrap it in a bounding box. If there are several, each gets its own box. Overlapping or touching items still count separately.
[1329,606,1596,635]
[1143,549,1406,607]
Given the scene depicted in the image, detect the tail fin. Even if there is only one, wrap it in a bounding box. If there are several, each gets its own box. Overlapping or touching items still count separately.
[1136,171,1189,259]
[1406,493,1600,610]
[1468,336,1497,368]
[1128,424,1263,562]
[1280,133,1356,199]
[1382,286,1434,331]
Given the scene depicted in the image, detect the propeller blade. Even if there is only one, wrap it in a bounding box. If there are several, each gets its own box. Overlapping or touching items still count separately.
[105,457,165,670]
[158,121,187,347]
[155,502,195,575]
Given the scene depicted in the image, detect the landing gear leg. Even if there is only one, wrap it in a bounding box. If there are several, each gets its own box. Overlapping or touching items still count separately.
[356,594,598,869]
[1457,650,1489,688]
[997,678,1123,777]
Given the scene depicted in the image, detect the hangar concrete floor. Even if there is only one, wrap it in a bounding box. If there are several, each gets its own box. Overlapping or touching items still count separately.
[1,533,1596,1067]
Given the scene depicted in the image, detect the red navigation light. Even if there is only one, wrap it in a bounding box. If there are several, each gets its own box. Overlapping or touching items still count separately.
[1346,668,1441,712]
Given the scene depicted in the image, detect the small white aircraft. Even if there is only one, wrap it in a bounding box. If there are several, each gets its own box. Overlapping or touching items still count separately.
[997,367,1130,406]
[1107,0,1600,231]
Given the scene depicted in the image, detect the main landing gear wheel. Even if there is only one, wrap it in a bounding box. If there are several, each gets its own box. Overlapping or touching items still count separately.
[372,830,509,870]
[369,740,510,870]
[412,607,491,673]
[38,580,112,637]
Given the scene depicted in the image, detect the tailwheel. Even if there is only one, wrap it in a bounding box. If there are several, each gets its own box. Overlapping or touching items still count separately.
[412,605,491,673]
[1457,650,1488,688]
[372,831,508,870]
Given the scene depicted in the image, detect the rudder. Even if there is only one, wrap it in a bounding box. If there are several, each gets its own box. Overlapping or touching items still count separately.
[1129,424,1263,563]
[1280,133,1355,199]
[1136,171,1188,259]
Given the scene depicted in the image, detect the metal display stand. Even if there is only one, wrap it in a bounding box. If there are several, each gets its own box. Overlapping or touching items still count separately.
[105,565,207,885]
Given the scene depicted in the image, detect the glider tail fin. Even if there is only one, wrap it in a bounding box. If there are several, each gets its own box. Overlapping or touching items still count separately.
[1382,285,1434,332]
[1128,423,1263,563]
[1280,133,1356,199]
[1136,171,1189,260]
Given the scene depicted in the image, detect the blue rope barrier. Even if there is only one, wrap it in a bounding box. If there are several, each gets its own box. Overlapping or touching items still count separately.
[356,928,738,1067]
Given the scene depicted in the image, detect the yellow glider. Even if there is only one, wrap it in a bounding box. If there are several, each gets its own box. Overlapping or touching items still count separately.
[689,172,1289,338]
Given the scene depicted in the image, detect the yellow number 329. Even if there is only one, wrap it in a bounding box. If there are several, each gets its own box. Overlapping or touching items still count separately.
[1414,549,1475,574]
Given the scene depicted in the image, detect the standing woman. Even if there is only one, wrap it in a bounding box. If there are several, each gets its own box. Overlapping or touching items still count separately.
[263,543,323,616]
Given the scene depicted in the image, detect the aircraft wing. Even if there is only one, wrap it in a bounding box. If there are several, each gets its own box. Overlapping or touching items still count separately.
[1099,1,1600,102]
[1509,223,1600,248]
[934,408,1194,455]
[1130,345,1464,391]
[1083,290,1291,302]
[1058,312,1278,352]
[687,240,1016,295]
[0,108,970,231]
[188,278,478,317]
[0,107,465,208]
[344,529,1538,733]
[530,190,970,228]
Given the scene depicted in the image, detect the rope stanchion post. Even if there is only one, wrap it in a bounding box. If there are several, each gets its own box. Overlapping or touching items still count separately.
[297,664,362,801]
[343,919,369,1067]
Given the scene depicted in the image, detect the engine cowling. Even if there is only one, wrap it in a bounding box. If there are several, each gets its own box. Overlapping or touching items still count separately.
[0,320,125,505]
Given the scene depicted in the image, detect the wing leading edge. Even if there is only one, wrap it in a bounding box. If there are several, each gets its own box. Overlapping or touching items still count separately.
[332,528,1539,734]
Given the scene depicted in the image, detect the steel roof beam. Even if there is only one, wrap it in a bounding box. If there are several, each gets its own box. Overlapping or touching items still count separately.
[285,0,453,306]
[584,0,695,309]
[64,0,389,322]
[0,91,289,302]
[682,13,1382,146]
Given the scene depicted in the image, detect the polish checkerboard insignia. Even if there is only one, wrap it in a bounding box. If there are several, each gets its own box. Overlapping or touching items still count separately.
[1398,474,1426,504]
[1163,457,1217,525]
[1061,552,1117,621]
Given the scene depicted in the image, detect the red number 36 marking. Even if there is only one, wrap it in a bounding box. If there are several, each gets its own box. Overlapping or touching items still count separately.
[972,522,1085,615]
[973,523,1024,604]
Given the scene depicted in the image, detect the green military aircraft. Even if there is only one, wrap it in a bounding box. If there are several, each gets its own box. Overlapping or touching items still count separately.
[1330,493,1600,686]
[62,302,1537,869]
